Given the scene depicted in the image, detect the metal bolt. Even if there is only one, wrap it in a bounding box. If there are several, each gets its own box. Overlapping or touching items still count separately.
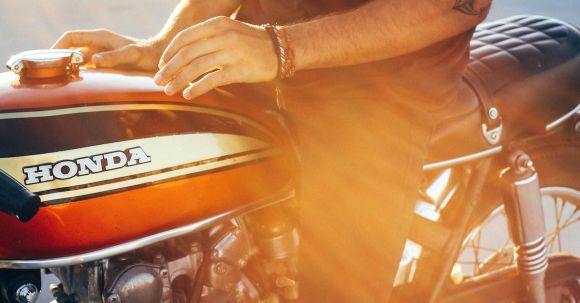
[72,53,84,64]
[516,155,534,170]
[215,262,228,275]
[13,62,24,74]
[15,283,39,303]
[107,294,120,303]
[488,107,499,120]
[490,132,498,140]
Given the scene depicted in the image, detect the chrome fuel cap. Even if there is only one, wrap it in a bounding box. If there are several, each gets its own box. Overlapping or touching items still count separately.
[6,49,84,79]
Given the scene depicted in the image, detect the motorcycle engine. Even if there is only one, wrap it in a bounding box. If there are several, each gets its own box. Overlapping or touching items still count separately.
[50,220,260,303]
[51,238,203,303]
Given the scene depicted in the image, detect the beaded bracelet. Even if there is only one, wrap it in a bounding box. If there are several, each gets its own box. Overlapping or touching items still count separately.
[263,24,295,80]
[279,27,296,79]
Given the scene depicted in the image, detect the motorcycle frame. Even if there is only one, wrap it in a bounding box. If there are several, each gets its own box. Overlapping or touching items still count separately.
[394,118,579,303]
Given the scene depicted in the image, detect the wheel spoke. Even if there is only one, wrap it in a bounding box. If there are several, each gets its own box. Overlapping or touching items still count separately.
[553,197,561,230]
[560,217,579,230]
[471,245,508,253]
[557,230,563,251]
[474,230,482,275]
[456,187,580,280]
[548,198,579,252]
[545,229,558,253]
[556,196,565,226]
[558,206,579,230]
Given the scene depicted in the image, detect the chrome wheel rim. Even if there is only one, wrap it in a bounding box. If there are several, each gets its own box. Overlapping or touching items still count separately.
[454,187,580,280]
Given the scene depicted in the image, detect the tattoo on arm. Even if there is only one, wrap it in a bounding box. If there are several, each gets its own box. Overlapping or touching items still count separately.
[453,0,490,17]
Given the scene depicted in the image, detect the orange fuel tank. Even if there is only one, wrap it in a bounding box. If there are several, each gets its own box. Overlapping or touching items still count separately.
[0,51,295,260]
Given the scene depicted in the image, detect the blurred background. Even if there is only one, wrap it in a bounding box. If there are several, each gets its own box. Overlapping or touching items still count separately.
[0,0,579,62]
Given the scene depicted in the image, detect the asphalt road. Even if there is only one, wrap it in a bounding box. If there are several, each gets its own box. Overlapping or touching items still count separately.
[0,1,578,302]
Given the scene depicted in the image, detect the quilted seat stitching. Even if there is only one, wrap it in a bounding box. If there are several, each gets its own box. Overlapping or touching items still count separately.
[472,27,564,50]
[478,15,556,32]
[469,37,556,63]
[469,20,567,64]
[475,18,566,43]
[473,23,565,47]
[488,21,566,42]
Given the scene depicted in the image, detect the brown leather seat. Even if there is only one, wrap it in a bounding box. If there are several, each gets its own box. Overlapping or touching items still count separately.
[426,15,580,166]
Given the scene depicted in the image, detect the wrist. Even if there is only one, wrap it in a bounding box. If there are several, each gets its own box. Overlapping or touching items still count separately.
[146,36,170,53]
[263,24,296,80]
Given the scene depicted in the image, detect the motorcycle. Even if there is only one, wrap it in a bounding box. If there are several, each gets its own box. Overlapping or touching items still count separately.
[0,14,578,303]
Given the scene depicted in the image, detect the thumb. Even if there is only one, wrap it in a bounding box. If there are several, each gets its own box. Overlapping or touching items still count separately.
[92,44,139,68]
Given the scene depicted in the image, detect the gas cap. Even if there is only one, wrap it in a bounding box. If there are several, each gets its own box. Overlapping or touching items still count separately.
[6,49,84,79]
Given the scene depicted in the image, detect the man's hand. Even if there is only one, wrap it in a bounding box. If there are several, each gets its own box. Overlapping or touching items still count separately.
[52,29,164,72]
[153,17,278,100]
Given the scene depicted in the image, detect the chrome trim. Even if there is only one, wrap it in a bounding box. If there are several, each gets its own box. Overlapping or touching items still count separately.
[6,49,84,76]
[481,122,502,145]
[422,146,503,171]
[514,173,537,186]
[0,187,295,269]
[545,103,580,132]
[540,187,580,200]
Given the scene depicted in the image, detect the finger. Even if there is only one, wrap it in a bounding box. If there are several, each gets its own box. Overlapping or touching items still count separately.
[52,29,125,50]
[93,44,140,67]
[52,31,92,49]
[183,69,234,100]
[159,16,233,68]
[164,51,231,96]
[154,36,226,85]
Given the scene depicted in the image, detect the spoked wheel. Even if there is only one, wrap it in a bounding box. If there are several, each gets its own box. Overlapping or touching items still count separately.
[455,187,580,279]
[453,142,580,302]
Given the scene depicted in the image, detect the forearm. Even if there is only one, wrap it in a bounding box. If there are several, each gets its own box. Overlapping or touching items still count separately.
[153,0,241,46]
[284,0,492,70]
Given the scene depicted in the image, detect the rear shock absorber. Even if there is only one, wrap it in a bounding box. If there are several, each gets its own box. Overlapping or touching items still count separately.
[500,151,548,303]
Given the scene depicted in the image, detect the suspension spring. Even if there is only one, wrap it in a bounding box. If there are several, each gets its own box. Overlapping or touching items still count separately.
[515,236,549,276]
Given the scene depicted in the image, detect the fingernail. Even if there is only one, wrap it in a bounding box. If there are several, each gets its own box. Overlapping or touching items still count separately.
[153,73,163,85]
[92,54,103,65]
[164,84,174,96]
[183,88,191,100]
